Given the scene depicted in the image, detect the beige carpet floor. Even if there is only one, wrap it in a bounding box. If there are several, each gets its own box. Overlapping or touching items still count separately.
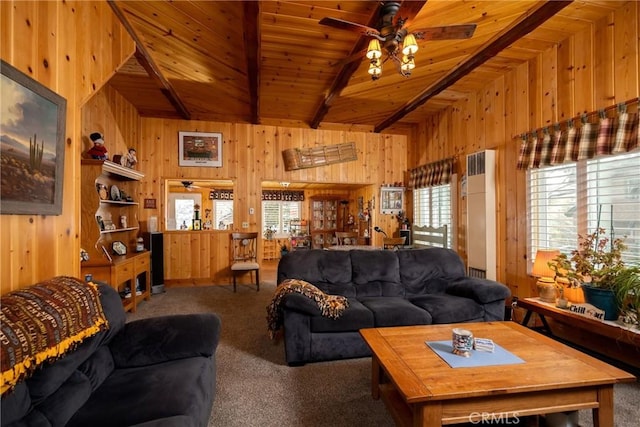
[127,282,639,427]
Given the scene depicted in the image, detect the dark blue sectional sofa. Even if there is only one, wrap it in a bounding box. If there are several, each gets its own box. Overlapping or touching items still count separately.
[276,248,510,365]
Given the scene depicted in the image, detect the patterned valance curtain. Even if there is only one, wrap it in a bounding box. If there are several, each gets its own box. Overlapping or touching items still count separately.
[261,190,305,201]
[209,189,234,200]
[517,100,639,170]
[409,157,455,189]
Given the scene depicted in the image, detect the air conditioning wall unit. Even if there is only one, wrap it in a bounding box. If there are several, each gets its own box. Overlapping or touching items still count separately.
[466,150,496,280]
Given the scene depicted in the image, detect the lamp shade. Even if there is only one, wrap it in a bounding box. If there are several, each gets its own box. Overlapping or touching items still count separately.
[402,33,418,55]
[532,249,561,280]
[366,39,382,59]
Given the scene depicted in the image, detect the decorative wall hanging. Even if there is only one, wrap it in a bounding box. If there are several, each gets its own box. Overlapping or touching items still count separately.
[178,131,222,167]
[0,60,67,215]
[282,142,357,171]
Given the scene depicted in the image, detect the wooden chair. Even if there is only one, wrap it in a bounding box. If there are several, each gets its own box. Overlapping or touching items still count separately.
[383,236,406,250]
[230,232,260,292]
[335,231,359,245]
[412,225,448,249]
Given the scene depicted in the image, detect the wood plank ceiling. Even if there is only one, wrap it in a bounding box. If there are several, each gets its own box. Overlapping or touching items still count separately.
[109,0,627,133]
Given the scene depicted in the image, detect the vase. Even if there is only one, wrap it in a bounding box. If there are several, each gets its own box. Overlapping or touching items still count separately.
[581,284,619,320]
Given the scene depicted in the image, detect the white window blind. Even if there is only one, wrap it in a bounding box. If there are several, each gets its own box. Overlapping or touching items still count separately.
[214,200,233,230]
[528,151,640,268]
[413,183,453,248]
[262,201,301,234]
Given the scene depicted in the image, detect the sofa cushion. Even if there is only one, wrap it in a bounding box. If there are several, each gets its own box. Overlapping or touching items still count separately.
[398,249,466,296]
[67,357,215,427]
[350,250,402,296]
[277,249,353,285]
[359,297,432,327]
[409,294,484,323]
[310,299,374,333]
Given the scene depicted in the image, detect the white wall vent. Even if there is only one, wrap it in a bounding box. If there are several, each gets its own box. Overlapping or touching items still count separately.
[466,150,496,280]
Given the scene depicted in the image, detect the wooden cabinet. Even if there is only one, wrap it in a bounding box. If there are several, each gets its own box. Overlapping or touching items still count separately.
[80,160,150,312]
[310,196,340,248]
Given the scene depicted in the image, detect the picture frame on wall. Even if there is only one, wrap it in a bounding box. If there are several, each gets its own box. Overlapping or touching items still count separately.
[380,186,404,215]
[178,131,222,167]
[0,60,67,215]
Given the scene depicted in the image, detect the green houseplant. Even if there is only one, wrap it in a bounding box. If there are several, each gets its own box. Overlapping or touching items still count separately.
[612,266,640,327]
[550,228,631,320]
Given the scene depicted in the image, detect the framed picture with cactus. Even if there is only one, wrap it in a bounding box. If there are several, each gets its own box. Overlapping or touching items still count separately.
[0,60,67,215]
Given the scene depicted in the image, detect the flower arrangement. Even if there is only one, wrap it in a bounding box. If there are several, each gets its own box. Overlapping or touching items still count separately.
[550,228,628,290]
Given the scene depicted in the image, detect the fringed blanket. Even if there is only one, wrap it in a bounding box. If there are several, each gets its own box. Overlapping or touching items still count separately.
[1,276,108,395]
[266,279,349,339]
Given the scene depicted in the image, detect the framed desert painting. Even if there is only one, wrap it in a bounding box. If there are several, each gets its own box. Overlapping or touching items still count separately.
[0,60,67,215]
[178,131,223,167]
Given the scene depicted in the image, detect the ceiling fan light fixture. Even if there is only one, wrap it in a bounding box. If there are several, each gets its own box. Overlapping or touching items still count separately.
[401,55,415,72]
[368,57,382,80]
[401,33,418,56]
[366,39,382,59]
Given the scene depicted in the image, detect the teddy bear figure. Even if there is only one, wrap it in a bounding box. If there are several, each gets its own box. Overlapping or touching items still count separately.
[87,132,108,160]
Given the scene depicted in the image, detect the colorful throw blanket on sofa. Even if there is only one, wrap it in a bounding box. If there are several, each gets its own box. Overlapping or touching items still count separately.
[266,278,349,339]
[1,276,108,395]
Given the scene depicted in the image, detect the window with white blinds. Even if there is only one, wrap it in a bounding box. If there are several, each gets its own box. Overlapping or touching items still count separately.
[214,200,233,230]
[528,151,640,267]
[262,201,301,234]
[413,183,453,248]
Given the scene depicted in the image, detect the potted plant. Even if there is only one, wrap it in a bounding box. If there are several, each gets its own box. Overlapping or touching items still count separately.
[612,266,640,327]
[550,228,630,320]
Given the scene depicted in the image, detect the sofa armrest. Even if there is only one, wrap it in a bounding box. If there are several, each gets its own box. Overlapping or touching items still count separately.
[281,293,322,316]
[446,278,511,304]
[109,313,221,368]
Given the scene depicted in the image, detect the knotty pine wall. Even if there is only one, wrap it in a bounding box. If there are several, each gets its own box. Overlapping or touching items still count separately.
[409,2,639,301]
[1,1,135,294]
[136,118,406,284]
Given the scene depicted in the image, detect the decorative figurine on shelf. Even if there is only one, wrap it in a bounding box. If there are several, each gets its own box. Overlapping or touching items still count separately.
[87,132,108,160]
[124,148,137,168]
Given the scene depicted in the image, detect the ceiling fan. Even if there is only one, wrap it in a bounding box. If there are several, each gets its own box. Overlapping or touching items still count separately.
[181,181,201,191]
[319,1,476,79]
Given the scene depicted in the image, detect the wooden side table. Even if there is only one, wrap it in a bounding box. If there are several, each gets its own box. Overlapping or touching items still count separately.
[516,297,640,371]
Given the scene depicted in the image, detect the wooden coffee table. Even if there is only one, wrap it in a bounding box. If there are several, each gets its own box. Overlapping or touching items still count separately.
[360,322,635,426]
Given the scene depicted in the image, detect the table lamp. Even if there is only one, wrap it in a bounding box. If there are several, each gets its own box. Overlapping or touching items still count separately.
[532,249,561,303]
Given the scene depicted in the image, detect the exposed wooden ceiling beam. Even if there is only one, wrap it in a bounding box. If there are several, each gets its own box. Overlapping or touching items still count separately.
[310,1,428,129]
[374,0,573,133]
[108,0,191,120]
[243,1,260,124]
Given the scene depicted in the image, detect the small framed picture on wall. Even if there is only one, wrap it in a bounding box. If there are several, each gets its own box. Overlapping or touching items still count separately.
[178,131,222,167]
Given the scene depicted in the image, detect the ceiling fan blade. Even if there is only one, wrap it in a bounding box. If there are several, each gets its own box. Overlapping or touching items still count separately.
[319,17,380,36]
[331,49,367,67]
[412,24,477,41]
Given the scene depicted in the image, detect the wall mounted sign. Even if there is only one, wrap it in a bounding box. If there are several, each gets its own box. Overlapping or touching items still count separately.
[144,198,157,209]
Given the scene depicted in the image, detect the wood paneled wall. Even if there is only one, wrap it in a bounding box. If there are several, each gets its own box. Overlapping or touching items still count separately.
[410,3,639,300]
[134,118,407,283]
[1,1,134,295]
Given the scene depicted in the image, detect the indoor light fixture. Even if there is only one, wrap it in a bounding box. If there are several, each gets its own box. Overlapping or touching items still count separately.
[365,32,420,80]
[531,249,561,303]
